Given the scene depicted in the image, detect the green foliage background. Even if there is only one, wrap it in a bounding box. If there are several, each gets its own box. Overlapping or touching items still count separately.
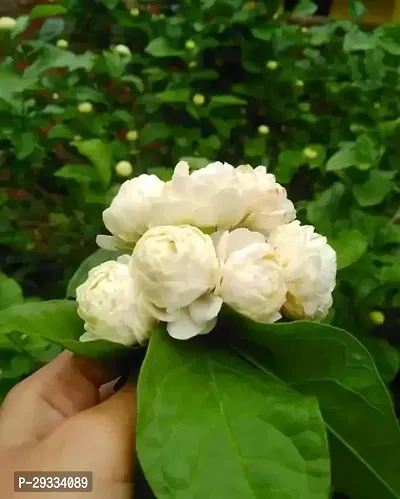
[0,1,399,397]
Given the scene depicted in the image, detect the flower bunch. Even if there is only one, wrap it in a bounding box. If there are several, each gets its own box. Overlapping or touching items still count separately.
[76,161,336,344]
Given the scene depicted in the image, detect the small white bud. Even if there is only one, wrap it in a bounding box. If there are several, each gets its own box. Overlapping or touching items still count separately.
[56,39,69,49]
[115,161,133,177]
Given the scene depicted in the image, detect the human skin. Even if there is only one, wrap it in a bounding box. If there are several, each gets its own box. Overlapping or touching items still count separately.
[0,351,136,498]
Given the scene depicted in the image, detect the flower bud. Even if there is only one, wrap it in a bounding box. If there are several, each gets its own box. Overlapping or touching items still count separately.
[188,61,197,69]
[266,60,278,70]
[115,160,133,177]
[301,26,309,33]
[370,311,385,325]
[295,79,304,87]
[185,39,196,50]
[126,130,138,141]
[303,147,318,159]
[130,8,140,16]
[192,93,205,105]
[52,93,59,100]
[77,102,93,113]
[258,125,270,135]
[56,39,69,49]
[74,135,82,141]
[114,44,131,56]
[0,17,17,31]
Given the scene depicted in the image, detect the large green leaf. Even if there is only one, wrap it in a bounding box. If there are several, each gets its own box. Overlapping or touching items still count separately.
[228,312,400,499]
[353,170,394,207]
[0,301,128,359]
[73,139,113,187]
[137,329,330,499]
[329,229,368,269]
[67,249,123,298]
[0,275,23,311]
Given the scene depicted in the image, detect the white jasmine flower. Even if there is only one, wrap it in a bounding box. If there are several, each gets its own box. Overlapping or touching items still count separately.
[213,228,287,323]
[236,165,296,236]
[269,221,337,320]
[151,161,246,231]
[131,225,219,313]
[97,174,164,250]
[76,257,155,345]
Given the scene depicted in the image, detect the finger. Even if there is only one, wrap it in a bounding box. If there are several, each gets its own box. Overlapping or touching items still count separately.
[34,382,136,496]
[0,351,118,448]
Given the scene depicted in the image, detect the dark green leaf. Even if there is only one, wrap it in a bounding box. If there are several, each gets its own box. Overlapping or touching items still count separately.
[29,4,67,20]
[292,0,318,16]
[210,95,247,106]
[55,164,99,184]
[229,313,400,499]
[330,229,368,269]
[140,123,171,144]
[326,146,356,171]
[38,18,65,42]
[147,167,173,181]
[67,249,123,298]
[145,38,182,57]
[137,329,330,499]
[353,170,394,207]
[344,29,376,52]
[349,0,366,18]
[158,89,190,103]
[361,339,400,383]
[354,134,384,170]
[0,301,128,359]
[73,139,113,186]
[13,132,37,160]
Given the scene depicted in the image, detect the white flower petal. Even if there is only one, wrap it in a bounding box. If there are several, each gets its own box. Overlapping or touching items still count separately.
[189,294,223,324]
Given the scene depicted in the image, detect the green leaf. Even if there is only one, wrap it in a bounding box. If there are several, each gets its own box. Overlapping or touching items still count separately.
[344,29,376,52]
[67,249,123,298]
[0,275,23,311]
[303,145,326,169]
[0,301,128,359]
[13,131,37,160]
[29,4,67,20]
[330,229,368,269]
[210,95,247,106]
[276,150,303,183]
[229,313,400,499]
[180,156,210,170]
[38,18,65,41]
[326,145,356,171]
[292,0,318,16]
[354,134,384,170]
[140,123,171,144]
[245,137,266,158]
[361,339,400,383]
[158,89,190,103]
[48,124,75,139]
[251,27,274,41]
[24,47,95,78]
[377,25,400,55]
[11,16,30,38]
[147,167,173,181]
[137,329,330,499]
[353,170,394,207]
[349,0,366,17]
[73,139,113,187]
[145,38,182,57]
[54,164,99,184]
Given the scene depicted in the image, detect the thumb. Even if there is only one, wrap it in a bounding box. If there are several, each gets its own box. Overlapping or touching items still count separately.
[39,381,137,494]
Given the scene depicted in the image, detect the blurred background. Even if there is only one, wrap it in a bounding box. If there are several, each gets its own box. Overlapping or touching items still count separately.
[0,0,399,402]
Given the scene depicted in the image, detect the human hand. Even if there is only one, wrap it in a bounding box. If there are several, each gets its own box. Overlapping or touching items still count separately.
[0,352,136,498]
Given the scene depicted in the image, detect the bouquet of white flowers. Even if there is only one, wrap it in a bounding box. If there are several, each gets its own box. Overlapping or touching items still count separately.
[0,161,399,499]
[77,161,336,345]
